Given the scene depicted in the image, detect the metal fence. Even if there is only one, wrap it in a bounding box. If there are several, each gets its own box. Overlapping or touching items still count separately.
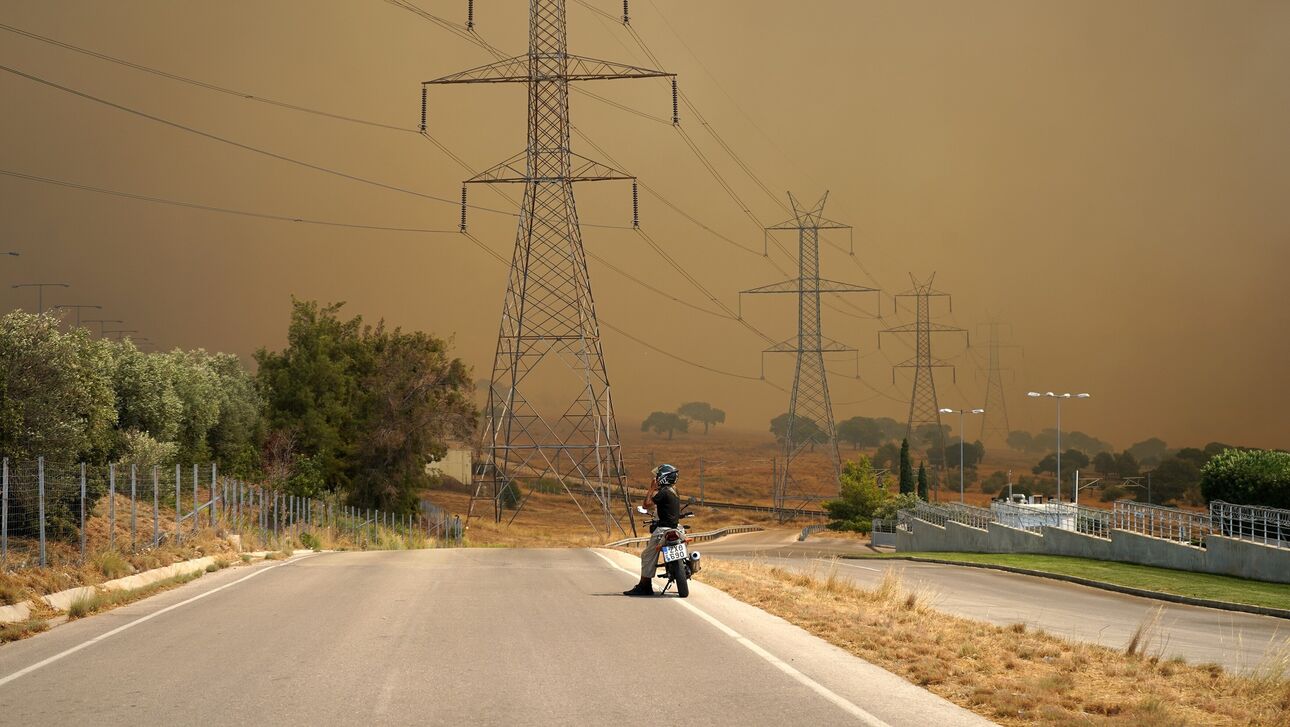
[1,457,464,571]
[871,517,897,534]
[944,502,993,530]
[1111,500,1211,546]
[1210,500,1290,549]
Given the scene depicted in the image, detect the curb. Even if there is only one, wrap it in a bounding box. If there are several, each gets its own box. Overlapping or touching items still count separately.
[852,555,1290,621]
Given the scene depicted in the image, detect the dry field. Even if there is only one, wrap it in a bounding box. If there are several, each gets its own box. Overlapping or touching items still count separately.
[701,558,1290,726]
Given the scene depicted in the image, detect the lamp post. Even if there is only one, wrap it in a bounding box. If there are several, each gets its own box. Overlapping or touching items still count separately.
[82,319,123,337]
[50,304,102,328]
[1026,391,1090,502]
[939,407,985,503]
[12,282,70,314]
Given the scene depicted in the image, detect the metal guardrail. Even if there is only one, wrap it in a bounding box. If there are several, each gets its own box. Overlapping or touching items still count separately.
[872,517,897,534]
[1112,500,1211,546]
[605,525,763,548]
[944,503,993,530]
[1211,500,1290,549]
[988,501,1065,533]
[798,523,827,541]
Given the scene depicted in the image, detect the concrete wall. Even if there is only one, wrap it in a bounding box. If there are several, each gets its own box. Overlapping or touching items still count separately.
[898,516,1290,584]
[425,448,473,485]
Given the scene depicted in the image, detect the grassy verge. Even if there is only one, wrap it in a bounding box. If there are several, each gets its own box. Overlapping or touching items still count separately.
[0,618,49,643]
[850,552,1290,611]
[701,559,1290,725]
[67,569,206,620]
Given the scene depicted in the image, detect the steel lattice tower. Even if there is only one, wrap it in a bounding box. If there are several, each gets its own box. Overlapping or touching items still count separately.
[423,0,673,535]
[879,274,967,496]
[742,193,878,518]
[978,321,1017,444]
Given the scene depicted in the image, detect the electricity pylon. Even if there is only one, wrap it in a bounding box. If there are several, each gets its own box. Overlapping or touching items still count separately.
[423,0,673,536]
[977,321,1019,445]
[879,274,967,498]
[741,193,878,519]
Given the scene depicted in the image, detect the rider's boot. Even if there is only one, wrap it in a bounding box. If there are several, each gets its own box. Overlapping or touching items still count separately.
[622,578,654,596]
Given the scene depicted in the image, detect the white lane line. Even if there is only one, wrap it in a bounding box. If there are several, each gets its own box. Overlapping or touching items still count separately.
[592,551,890,727]
[0,554,314,689]
[824,560,882,572]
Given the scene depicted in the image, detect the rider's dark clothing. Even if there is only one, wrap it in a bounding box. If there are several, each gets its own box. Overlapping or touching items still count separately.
[653,485,681,528]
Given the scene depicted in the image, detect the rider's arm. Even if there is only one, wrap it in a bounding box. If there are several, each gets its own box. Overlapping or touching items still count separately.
[642,481,658,510]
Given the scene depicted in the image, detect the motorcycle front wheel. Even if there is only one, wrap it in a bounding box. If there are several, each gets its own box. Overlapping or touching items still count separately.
[667,559,689,598]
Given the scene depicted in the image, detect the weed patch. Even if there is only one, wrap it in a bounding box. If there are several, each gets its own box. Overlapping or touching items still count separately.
[0,618,48,643]
[67,570,203,620]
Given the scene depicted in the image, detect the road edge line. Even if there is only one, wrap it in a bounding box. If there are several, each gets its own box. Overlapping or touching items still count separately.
[846,555,1290,620]
[591,550,890,727]
[0,553,316,689]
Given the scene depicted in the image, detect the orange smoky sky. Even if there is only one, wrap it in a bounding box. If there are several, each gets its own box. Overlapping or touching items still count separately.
[1,1,1287,451]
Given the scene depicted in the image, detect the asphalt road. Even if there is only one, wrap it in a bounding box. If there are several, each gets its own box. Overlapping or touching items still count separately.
[0,548,990,726]
[701,530,1289,671]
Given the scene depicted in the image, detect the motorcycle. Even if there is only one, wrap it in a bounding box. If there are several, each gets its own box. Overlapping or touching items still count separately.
[637,498,702,598]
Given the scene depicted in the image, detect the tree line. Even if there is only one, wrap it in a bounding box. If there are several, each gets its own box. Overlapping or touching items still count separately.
[0,300,475,513]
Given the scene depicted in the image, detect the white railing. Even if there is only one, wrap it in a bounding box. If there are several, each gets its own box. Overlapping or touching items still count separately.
[1112,500,1210,546]
[944,503,993,530]
[1210,501,1290,550]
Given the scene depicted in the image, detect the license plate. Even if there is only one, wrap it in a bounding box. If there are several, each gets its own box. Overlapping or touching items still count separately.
[662,542,688,563]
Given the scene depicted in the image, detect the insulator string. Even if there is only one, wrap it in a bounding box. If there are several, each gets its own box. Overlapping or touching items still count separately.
[419,86,427,132]
[460,186,468,231]
[671,78,679,125]
[467,0,475,30]
[631,180,639,228]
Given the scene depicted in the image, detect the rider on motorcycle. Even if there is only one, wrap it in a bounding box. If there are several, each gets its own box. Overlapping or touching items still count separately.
[622,463,682,597]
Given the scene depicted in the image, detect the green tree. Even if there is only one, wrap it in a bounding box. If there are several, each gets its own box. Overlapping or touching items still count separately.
[1148,457,1201,505]
[898,438,914,494]
[0,312,116,461]
[205,352,265,478]
[676,401,726,434]
[1114,451,1140,478]
[917,461,928,500]
[1200,449,1290,508]
[1006,430,1033,452]
[1128,437,1169,467]
[1092,451,1117,477]
[1032,449,1090,476]
[166,349,222,463]
[642,411,688,440]
[111,339,182,447]
[770,413,824,449]
[822,456,887,527]
[837,416,884,449]
[873,441,901,470]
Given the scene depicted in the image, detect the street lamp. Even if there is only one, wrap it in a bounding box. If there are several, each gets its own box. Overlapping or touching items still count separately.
[82,319,123,337]
[50,303,102,328]
[12,282,70,314]
[1026,391,1091,502]
[939,407,986,503]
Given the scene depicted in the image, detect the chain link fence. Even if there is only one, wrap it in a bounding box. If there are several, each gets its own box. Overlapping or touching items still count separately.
[1,456,465,572]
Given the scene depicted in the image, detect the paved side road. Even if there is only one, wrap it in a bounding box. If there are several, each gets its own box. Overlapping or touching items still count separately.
[701,531,1289,671]
[0,548,992,727]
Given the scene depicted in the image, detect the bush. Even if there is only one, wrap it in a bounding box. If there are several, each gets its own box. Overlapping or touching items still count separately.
[826,518,872,534]
[94,551,132,580]
[1200,449,1290,508]
[299,531,321,550]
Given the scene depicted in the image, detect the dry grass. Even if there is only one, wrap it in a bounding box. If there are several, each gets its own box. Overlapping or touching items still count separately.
[0,618,48,643]
[700,558,1290,726]
[67,569,205,620]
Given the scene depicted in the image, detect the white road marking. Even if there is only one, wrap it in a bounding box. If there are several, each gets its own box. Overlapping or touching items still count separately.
[824,560,882,572]
[593,551,891,727]
[0,554,314,689]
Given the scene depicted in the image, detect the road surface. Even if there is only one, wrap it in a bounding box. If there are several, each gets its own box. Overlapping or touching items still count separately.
[701,530,1289,671]
[0,548,990,726]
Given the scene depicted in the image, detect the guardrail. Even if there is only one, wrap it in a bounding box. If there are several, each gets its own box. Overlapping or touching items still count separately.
[1112,500,1211,546]
[872,517,897,534]
[605,525,763,548]
[1211,500,1290,549]
[798,523,827,541]
[944,502,993,530]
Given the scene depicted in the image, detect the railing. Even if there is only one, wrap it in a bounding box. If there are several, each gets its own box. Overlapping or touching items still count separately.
[896,509,913,532]
[989,501,1066,533]
[798,523,827,541]
[1112,500,1211,546]
[1070,504,1111,538]
[872,517,897,534]
[944,502,993,530]
[1210,500,1290,550]
[911,502,952,527]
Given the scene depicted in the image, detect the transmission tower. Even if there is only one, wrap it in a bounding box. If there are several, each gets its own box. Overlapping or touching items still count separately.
[741,193,878,518]
[423,0,674,536]
[977,321,1019,445]
[879,274,967,497]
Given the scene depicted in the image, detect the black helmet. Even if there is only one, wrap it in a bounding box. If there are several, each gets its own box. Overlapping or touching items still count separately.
[652,463,679,486]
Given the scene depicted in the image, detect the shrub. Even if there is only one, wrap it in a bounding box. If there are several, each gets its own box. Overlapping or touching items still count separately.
[299,531,321,550]
[1200,449,1290,508]
[827,518,872,534]
[94,551,132,579]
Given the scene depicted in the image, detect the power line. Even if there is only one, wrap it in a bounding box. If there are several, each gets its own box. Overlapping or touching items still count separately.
[0,22,412,132]
[0,168,458,233]
[0,63,520,216]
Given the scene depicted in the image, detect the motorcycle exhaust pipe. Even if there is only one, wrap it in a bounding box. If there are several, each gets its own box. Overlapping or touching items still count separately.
[689,550,702,573]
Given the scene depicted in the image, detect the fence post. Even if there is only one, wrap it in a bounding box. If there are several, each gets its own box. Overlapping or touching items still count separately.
[80,463,86,563]
[152,466,160,547]
[209,463,217,529]
[2,458,9,567]
[38,456,46,567]
[174,463,181,539]
[192,464,198,535]
[130,463,138,550]
[108,463,117,550]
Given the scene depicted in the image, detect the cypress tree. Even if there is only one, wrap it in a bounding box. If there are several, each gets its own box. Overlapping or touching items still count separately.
[917,461,929,500]
[898,438,914,494]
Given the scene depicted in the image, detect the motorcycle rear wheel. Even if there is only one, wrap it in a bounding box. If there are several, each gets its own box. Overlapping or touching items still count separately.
[667,559,689,598]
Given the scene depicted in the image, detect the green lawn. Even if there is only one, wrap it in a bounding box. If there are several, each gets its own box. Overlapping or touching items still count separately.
[848,552,1290,611]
